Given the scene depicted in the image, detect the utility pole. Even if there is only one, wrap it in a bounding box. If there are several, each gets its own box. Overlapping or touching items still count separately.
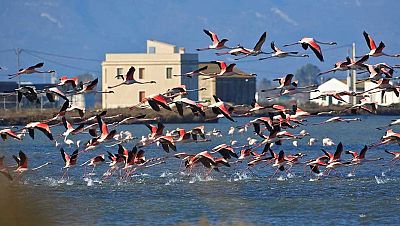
[351,43,357,105]
[15,48,22,111]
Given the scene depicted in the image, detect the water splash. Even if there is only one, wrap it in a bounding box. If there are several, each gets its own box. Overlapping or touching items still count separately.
[165,178,178,185]
[86,178,94,186]
[375,175,391,184]
[160,170,174,178]
[276,176,288,181]
[189,174,215,184]
[230,171,251,182]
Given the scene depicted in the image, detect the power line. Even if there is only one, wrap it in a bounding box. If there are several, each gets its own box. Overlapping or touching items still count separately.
[23,48,103,62]
[23,51,101,74]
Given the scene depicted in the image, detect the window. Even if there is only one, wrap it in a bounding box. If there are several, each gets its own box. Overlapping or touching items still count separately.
[139,68,145,79]
[139,91,146,102]
[148,47,156,54]
[321,96,326,101]
[166,67,172,79]
[116,68,123,77]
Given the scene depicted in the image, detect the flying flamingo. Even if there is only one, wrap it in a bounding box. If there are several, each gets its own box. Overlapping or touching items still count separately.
[8,62,55,79]
[25,122,54,141]
[208,95,235,122]
[259,41,309,60]
[233,32,269,60]
[384,150,400,168]
[318,58,352,76]
[81,154,105,177]
[173,66,209,78]
[0,128,22,141]
[13,151,28,173]
[196,29,230,51]
[345,145,382,175]
[361,31,400,58]
[283,37,337,62]
[312,116,361,125]
[58,76,79,88]
[108,66,156,89]
[60,148,79,179]
[75,78,114,95]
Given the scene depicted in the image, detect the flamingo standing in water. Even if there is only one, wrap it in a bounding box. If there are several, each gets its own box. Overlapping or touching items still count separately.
[283,37,337,62]
[108,66,156,89]
[196,29,230,51]
[361,31,400,58]
[8,62,55,79]
[259,41,309,60]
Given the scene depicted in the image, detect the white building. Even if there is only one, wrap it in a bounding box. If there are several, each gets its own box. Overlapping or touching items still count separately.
[364,81,400,105]
[310,78,350,106]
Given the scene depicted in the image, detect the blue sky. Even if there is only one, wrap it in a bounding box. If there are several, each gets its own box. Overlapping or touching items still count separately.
[1,0,399,83]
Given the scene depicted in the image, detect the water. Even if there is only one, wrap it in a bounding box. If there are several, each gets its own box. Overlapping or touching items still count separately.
[1,115,400,225]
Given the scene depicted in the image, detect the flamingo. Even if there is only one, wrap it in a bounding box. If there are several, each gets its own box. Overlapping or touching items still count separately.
[108,66,156,89]
[145,122,165,139]
[13,151,28,173]
[211,144,238,159]
[259,41,309,60]
[313,116,361,125]
[208,95,235,122]
[58,76,79,88]
[8,62,55,79]
[81,154,105,176]
[144,94,173,111]
[15,86,40,104]
[345,145,382,174]
[283,37,337,62]
[309,90,356,103]
[361,31,400,58]
[0,128,22,141]
[75,78,114,94]
[384,150,400,168]
[173,97,206,117]
[189,126,206,141]
[233,32,269,60]
[155,136,177,152]
[25,122,54,141]
[60,148,79,179]
[196,29,230,51]
[318,58,352,76]
[173,66,209,78]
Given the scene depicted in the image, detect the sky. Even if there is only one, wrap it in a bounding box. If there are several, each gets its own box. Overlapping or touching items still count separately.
[1,0,400,84]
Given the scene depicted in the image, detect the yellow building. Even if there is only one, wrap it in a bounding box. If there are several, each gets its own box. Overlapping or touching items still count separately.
[102,40,199,109]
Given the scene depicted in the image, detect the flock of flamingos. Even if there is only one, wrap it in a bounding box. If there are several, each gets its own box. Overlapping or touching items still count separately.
[1,29,400,183]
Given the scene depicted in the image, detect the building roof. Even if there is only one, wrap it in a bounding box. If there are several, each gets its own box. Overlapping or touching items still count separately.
[199,62,254,78]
